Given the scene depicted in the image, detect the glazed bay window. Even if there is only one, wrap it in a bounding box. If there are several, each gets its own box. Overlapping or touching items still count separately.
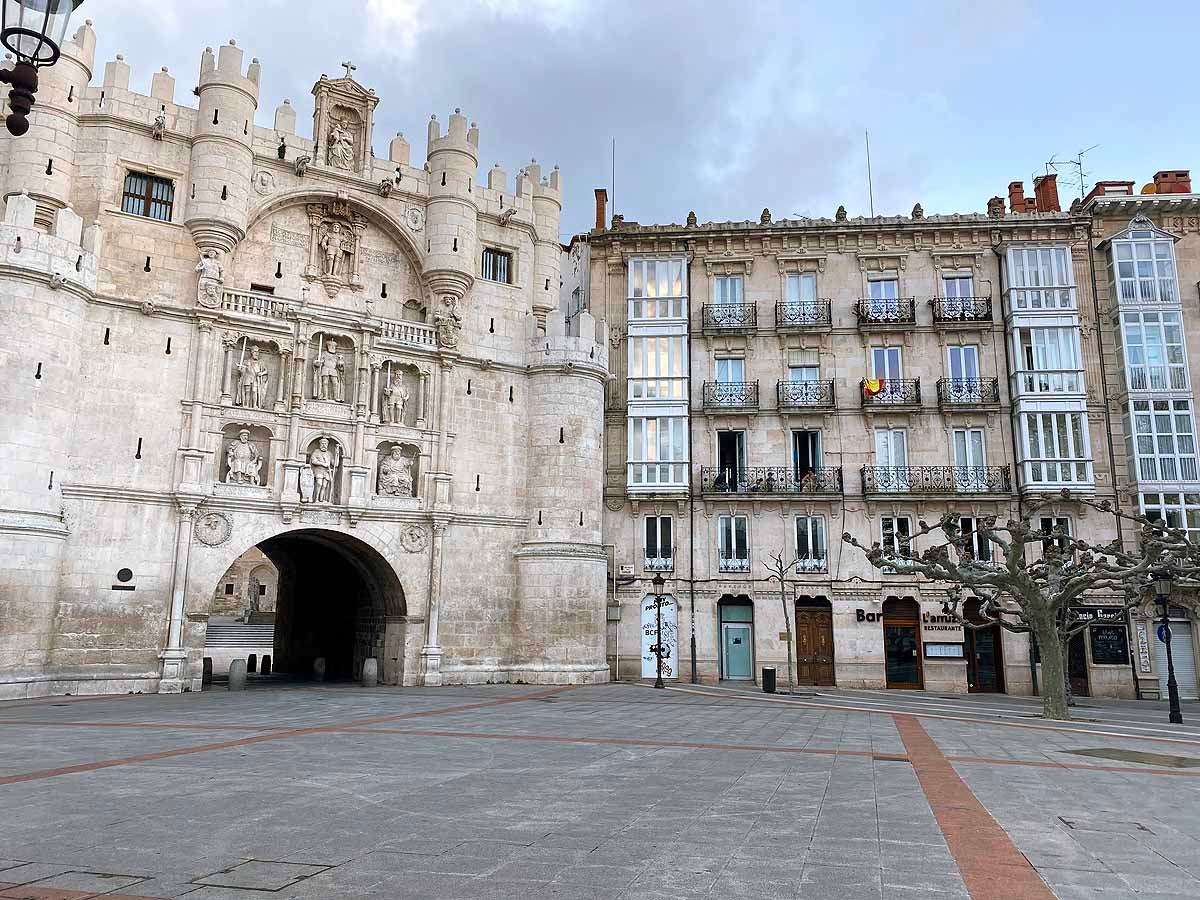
[481,247,512,284]
[1021,411,1093,486]
[628,331,687,400]
[1113,232,1177,304]
[880,516,913,572]
[1141,493,1200,544]
[718,514,750,572]
[1015,326,1083,394]
[645,515,673,571]
[1125,399,1198,482]
[628,415,688,488]
[121,171,174,221]
[628,258,686,320]
[1006,246,1076,310]
[1121,310,1187,392]
[795,515,827,573]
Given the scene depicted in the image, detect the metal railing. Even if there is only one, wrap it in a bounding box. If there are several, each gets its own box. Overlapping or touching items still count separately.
[775,300,832,328]
[719,557,751,573]
[861,378,921,406]
[702,303,757,330]
[777,379,835,409]
[862,465,1012,494]
[1126,366,1189,392]
[856,298,916,326]
[703,381,759,410]
[931,296,992,324]
[795,554,829,574]
[937,378,1000,407]
[700,465,843,495]
[644,556,674,572]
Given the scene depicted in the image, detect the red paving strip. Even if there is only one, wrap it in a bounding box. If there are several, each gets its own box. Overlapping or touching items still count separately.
[0,719,294,733]
[0,888,159,900]
[0,685,573,787]
[895,714,1055,900]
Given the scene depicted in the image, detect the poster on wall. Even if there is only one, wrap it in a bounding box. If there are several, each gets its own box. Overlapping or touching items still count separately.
[641,595,679,679]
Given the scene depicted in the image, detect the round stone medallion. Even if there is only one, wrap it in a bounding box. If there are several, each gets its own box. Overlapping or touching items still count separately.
[399,524,428,553]
[194,511,233,547]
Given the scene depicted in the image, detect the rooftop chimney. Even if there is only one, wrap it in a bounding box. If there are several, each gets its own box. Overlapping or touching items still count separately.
[1033,173,1060,213]
[1153,170,1192,194]
[1008,181,1026,215]
[594,188,608,231]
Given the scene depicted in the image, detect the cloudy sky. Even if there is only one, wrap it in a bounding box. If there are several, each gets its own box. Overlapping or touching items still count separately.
[84,0,1199,239]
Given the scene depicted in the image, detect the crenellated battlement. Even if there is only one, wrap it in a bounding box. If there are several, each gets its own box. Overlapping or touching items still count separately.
[527,311,609,373]
[427,108,479,163]
[0,193,99,293]
[198,40,261,97]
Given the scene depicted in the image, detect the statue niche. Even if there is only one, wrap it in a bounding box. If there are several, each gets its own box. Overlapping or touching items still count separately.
[304,201,366,298]
[309,333,353,404]
[218,424,273,488]
[299,435,344,505]
[235,343,271,410]
[376,442,418,498]
[326,108,361,172]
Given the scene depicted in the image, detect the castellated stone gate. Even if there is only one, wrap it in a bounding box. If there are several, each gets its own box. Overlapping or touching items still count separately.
[0,21,610,698]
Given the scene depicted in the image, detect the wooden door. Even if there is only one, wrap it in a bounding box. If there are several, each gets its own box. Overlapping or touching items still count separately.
[1068,631,1090,698]
[795,607,835,686]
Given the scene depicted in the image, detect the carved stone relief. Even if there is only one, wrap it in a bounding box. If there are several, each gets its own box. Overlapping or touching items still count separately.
[304,201,366,298]
[224,429,263,486]
[377,445,416,497]
[253,169,276,196]
[194,511,233,547]
[195,249,224,309]
[300,436,343,505]
[434,295,463,348]
[399,524,428,552]
[310,336,348,402]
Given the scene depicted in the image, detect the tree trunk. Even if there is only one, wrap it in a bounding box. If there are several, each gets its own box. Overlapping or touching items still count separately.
[1031,613,1069,720]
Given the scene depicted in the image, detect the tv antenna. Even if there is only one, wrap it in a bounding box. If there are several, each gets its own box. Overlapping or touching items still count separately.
[1044,144,1099,202]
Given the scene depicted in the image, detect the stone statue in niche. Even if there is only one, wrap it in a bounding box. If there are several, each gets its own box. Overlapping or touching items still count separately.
[225,429,263,486]
[382,380,409,425]
[377,446,414,497]
[434,295,463,348]
[303,437,341,504]
[327,116,356,170]
[235,345,270,409]
[194,249,223,308]
[304,202,365,297]
[319,221,353,277]
[313,339,346,402]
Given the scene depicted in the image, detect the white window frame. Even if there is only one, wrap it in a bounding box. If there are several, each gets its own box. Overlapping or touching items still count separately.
[1120,310,1188,393]
[880,515,913,571]
[714,274,744,305]
[1014,326,1084,394]
[718,514,750,572]
[956,516,992,562]
[714,357,746,384]
[1113,233,1178,305]
[794,515,827,573]
[1021,412,1093,486]
[627,330,688,401]
[1140,492,1200,544]
[1006,245,1077,311]
[785,272,817,304]
[627,415,688,488]
[1126,399,1199,483]
[628,257,687,320]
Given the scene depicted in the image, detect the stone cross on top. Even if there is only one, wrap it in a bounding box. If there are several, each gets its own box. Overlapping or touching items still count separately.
[341,61,356,80]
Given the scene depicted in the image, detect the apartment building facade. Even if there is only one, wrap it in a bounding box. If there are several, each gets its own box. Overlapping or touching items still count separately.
[582,180,1138,697]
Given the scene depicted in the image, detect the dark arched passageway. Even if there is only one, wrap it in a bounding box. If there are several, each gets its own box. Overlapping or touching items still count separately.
[255,529,406,681]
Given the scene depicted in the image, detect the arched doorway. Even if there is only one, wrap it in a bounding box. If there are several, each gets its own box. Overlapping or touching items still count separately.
[795,595,835,686]
[208,529,406,682]
[964,598,1004,693]
[718,595,755,681]
[883,597,923,689]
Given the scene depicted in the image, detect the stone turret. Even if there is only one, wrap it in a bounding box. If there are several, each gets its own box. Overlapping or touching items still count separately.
[527,160,562,329]
[0,192,100,693]
[183,40,261,254]
[0,20,95,225]
[512,311,609,683]
[423,109,478,322]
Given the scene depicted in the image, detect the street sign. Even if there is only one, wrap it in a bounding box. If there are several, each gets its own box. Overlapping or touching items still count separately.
[1157,624,1169,643]
[778,632,790,642]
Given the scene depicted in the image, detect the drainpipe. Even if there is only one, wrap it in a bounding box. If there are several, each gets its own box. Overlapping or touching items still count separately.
[686,245,698,684]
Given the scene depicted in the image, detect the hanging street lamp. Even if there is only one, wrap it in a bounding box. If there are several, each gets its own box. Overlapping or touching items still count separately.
[0,1,85,135]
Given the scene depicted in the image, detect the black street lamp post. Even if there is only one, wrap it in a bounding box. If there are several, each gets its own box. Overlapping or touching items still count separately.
[1154,571,1184,725]
[651,572,666,689]
[0,1,85,136]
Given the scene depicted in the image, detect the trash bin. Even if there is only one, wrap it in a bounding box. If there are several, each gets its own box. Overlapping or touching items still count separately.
[761,666,777,694]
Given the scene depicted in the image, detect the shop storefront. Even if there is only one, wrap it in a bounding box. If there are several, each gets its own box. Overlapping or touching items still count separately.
[1154,607,1199,701]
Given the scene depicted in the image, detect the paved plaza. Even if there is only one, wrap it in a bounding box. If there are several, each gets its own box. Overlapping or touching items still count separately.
[1,683,1199,900]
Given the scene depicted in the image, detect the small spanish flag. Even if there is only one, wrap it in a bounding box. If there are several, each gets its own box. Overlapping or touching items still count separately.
[863,377,885,397]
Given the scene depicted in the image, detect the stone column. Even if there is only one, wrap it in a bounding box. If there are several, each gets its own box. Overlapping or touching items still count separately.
[421,520,448,685]
[417,367,429,428]
[274,347,291,412]
[160,501,198,692]
[369,356,382,424]
[435,361,453,471]
[354,340,368,419]
[219,332,237,405]
[189,321,213,448]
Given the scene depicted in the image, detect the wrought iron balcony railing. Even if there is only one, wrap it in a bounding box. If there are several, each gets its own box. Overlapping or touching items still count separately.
[700,465,843,495]
[644,556,674,572]
[861,465,1012,495]
[719,557,751,573]
[856,298,916,327]
[861,378,921,407]
[937,378,1001,408]
[931,297,992,325]
[775,300,832,329]
[703,381,759,411]
[702,302,757,330]
[795,554,829,574]
[777,379,835,410]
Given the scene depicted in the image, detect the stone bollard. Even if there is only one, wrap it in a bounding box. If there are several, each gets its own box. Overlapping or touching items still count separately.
[228,658,247,691]
[202,657,213,686]
[313,657,326,682]
[361,657,378,687]
[260,655,271,676]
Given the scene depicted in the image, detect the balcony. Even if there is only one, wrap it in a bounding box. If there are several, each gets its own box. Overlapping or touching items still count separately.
[1125,366,1189,393]
[1011,369,1085,397]
[937,378,1001,410]
[861,378,921,409]
[644,556,674,572]
[856,298,916,328]
[777,379,835,410]
[702,302,757,332]
[700,465,843,496]
[221,288,291,320]
[719,557,751,574]
[703,381,759,412]
[795,554,829,575]
[931,297,992,326]
[377,316,438,350]
[862,465,1012,496]
[775,300,832,329]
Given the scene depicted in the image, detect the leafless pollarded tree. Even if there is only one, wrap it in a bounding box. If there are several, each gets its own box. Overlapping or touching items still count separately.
[843,491,1193,720]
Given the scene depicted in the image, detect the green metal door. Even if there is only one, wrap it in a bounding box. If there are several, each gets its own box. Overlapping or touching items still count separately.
[722,623,753,679]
